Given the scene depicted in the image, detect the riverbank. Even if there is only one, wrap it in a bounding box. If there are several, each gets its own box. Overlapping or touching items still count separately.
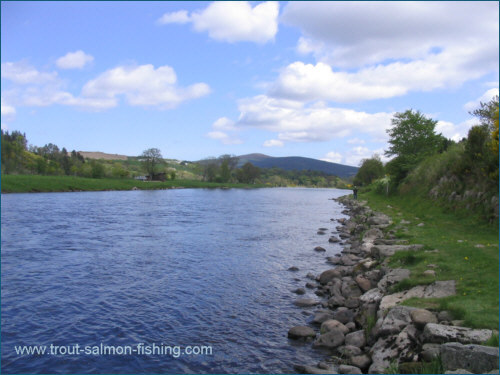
[1,174,266,193]
[288,195,499,374]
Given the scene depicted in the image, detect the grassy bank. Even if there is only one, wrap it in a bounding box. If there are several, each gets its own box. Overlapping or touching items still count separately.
[1,174,265,193]
[358,189,499,330]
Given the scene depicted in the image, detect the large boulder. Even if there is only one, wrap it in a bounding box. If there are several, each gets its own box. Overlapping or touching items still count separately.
[293,365,337,374]
[379,281,456,310]
[312,311,334,325]
[294,298,320,307]
[378,306,415,337]
[368,337,399,373]
[288,326,317,340]
[345,330,366,348]
[332,307,355,324]
[371,244,424,258]
[319,269,342,285]
[377,268,411,292]
[338,365,362,374]
[441,342,500,374]
[423,323,494,344]
[313,328,345,349]
[360,288,383,305]
[321,319,349,335]
[410,308,438,329]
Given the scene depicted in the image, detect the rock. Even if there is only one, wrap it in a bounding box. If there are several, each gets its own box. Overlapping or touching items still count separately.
[423,323,494,344]
[341,278,363,299]
[288,266,299,271]
[345,322,356,332]
[410,308,437,329]
[369,337,399,373]
[313,328,345,349]
[321,319,349,335]
[345,330,366,348]
[378,305,415,337]
[338,345,362,357]
[294,298,320,307]
[371,244,424,258]
[328,295,346,308]
[314,246,327,252]
[362,227,384,242]
[451,320,465,326]
[332,307,355,324]
[417,222,425,227]
[317,231,327,235]
[306,282,316,289]
[344,297,360,309]
[349,354,371,371]
[367,213,392,226]
[420,343,441,361]
[338,365,362,374]
[293,288,306,295]
[444,370,473,374]
[380,281,456,310]
[329,236,341,243]
[312,312,334,325]
[423,270,436,277]
[441,342,500,374]
[354,275,371,292]
[319,269,341,285]
[294,364,337,374]
[377,268,411,292]
[395,324,419,360]
[318,227,328,231]
[360,288,383,304]
[288,326,317,340]
[438,310,454,322]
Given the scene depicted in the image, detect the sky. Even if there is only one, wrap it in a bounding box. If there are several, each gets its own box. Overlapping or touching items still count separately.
[1,1,499,166]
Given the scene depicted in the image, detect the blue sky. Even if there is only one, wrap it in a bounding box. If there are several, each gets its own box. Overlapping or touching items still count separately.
[1,1,498,166]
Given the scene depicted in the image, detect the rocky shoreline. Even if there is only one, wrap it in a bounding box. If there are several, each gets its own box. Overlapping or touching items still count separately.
[288,196,499,374]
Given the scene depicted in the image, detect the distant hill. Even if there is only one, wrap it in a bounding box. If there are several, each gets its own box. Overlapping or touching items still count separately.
[79,151,128,160]
[237,154,358,178]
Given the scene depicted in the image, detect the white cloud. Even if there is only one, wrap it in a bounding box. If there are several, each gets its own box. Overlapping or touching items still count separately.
[436,119,477,142]
[161,2,279,44]
[269,49,496,103]
[213,116,236,131]
[56,50,94,69]
[80,64,210,109]
[263,139,284,147]
[347,138,365,145]
[321,151,342,163]
[236,94,393,143]
[206,130,242,145]
[1,61,58,84]
[464,88,499,111]
[1,100,16,118]
[282,2,498,68]
[157,10,191,25]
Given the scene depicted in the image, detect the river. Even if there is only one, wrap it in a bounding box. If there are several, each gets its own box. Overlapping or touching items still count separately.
[1,188,348,374]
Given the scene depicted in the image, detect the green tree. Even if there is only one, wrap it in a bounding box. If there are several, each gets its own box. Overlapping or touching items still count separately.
[218,154,238,183]
[354,155,385,186]
[385,110,444,184]
[236,162,260,183]
[140,148,164,177]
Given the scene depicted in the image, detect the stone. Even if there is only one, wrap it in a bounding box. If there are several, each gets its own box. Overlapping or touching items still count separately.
[321,319,349,335]
[313,328,345,349]
[367,213,392,226]
[338,345,362,357]
[344,297,360,309]
[441,342,500,374]
[288,266,299,271]
[288,326,317,339]
[319,269,342,285]
[378,305,415,337]
[360,288,383,304]
[349,354,371,370]
[345,330,366,348]
[368,337,399,373]
[423,323,494,344]
[314,246,326,252]
[420,343,441,362]
[332,307,355,324]
[341,278,363,299]
[380,281,456,310]
[423,270,436,277]
[294,365,338,374]
[438,310,454,322]
[317,231,327,235]
[410,308,438,329]
[328,295,346,308]
[444,370,473,374]
[338,365,362,374]
[345,322,356,332]
[305,282,316,289]
[354,275,371,292]
[312,312,334,325]
[417,222,425,227]
[422,280,456,298]
[329,236,341,243]
[377,268,411,292]
[294,298,320,307]
[362,228,384,242]
[371,244,424,258]
[451,320,465,326]
[293,288,306,295]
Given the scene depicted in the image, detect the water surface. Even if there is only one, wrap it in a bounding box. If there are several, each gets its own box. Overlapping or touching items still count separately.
[1,188,347,373]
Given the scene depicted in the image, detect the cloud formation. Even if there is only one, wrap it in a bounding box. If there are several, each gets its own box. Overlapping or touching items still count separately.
[158,1,279,44]
[56,50,94,69]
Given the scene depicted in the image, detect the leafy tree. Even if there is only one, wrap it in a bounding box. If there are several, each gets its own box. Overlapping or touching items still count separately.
[354,155,385,186]
[236,162,260,183]
[218,154,239,183]
[201,157,219,182]
[140,148,164,177]
[385,110,444,184]
[469,95,499,133]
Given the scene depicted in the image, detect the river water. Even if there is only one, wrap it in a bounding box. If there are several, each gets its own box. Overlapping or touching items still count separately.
[1,188,348,374]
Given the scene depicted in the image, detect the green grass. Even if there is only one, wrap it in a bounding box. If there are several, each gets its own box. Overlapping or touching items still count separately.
[1,174,266,193]
[359,189,499,329]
